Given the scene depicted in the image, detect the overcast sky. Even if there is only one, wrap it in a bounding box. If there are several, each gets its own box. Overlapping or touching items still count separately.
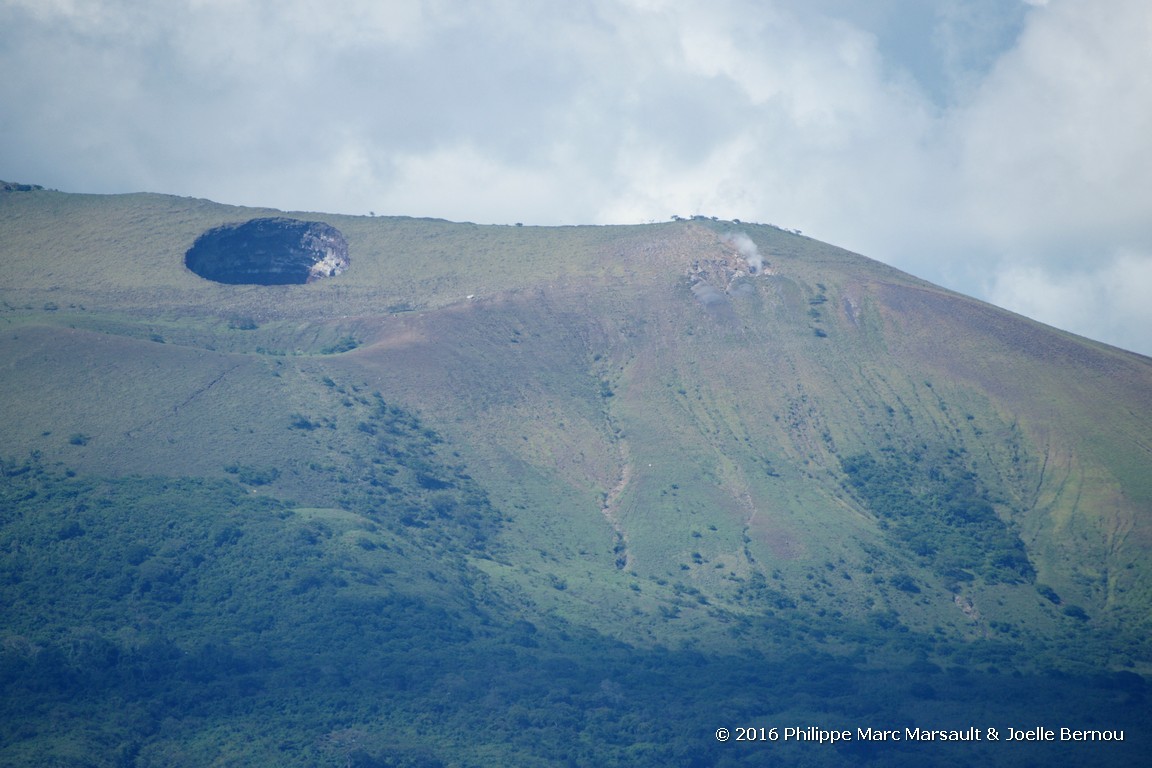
[2,0,1150,355]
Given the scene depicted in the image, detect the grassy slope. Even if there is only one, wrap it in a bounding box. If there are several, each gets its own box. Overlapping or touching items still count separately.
[4,187,1151,644]
[3,188,1152,764]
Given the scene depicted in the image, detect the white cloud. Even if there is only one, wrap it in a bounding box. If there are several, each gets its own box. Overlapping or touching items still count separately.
[954,0,1152,256]
[0,0,1149,354]
[946,0,1152,353]
[988,250,1152,356]
[369,143,597,225]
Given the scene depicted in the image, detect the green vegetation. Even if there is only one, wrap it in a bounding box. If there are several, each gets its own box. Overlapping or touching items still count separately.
[2,456,1149,766]
[320,335,360,354]
[841,446,1033,585]
[2,186,1151,764]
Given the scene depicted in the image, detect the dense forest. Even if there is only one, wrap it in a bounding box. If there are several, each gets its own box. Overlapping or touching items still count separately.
[2,453,1147,767]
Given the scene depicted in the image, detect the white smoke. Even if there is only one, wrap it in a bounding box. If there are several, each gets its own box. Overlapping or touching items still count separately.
[724,232,764,274]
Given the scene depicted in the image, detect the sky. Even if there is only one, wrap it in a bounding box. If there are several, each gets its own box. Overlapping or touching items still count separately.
[2,0,1150,355]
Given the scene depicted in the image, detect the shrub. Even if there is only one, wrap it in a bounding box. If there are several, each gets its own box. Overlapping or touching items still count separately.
[290,414,316,430]
[1062,605,1089,621]
[320,336,359,355]
[890,573,920,593]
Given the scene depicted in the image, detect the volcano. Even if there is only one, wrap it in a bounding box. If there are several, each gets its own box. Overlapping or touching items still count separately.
[1,185,1149,766]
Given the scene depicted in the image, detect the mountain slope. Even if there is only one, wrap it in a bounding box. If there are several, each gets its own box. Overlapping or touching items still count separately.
[1,186,1150,765]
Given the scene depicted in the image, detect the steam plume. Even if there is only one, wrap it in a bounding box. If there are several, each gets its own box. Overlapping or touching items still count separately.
[724,232,764,274]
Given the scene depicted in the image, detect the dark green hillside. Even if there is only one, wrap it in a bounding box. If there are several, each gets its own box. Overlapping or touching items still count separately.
[2,186,1151,765]
[3,458,1149,766]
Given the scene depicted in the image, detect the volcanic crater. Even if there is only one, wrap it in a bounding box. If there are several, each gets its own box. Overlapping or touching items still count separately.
[185,217,349,285]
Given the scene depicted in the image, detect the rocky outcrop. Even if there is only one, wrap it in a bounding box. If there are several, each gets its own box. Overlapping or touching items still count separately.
[184,217,349,285]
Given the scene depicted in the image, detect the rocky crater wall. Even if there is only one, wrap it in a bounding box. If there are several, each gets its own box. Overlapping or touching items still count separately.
[185,217,350,285]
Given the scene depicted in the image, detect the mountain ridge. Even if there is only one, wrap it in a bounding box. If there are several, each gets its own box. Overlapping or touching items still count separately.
[4,185,1150,635]
[2,185,1150,765]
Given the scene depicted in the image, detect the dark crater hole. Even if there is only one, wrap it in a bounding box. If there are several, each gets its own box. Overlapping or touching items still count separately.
[185,217,350,285]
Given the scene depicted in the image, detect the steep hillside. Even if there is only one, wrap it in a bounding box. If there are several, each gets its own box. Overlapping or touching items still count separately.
[2,186,1150,766]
